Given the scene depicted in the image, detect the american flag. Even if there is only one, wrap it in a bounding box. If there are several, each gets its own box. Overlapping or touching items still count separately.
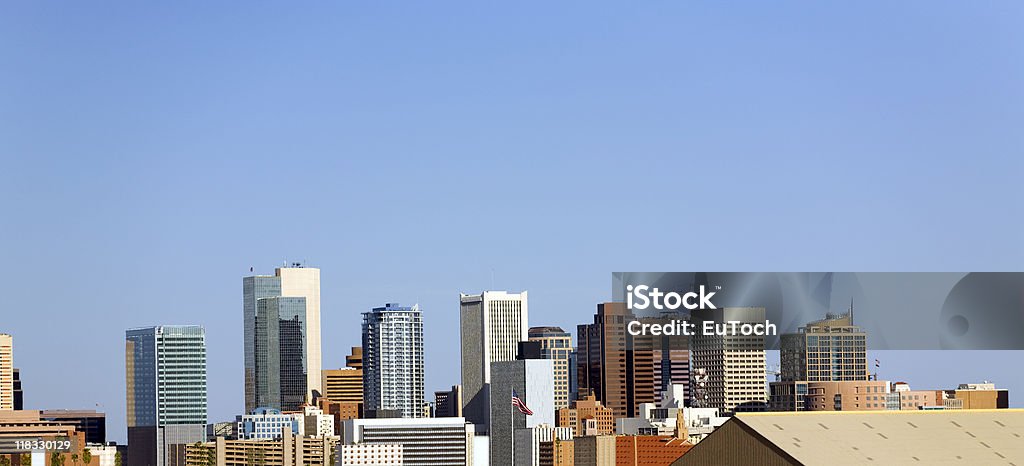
[512,390,533,415]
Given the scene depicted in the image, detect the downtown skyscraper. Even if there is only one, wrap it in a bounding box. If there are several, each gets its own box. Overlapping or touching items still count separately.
[780,310,868,382]
[0,334,12,411]
[459,291,528,433]
[576,302,690,419]
[690,307,768,413]
[528,326,573,409]
[125,326,207,466]
[243,264,322,412]
[362,303,425,418]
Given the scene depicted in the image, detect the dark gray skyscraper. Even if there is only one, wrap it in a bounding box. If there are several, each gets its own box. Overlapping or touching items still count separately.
[125,326,207,466]
[256,296,308,411]
[243,275,281,412]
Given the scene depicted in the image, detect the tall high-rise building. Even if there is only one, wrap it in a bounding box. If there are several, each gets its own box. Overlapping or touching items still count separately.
[528,327,573,410]
[362,303,425,418]
[576,304,690,419]
[771,310,870,412]
[460,291,528,432]
[258,296,309,411]
[567,350,578,404]
[126,326,207,466]
[243,265,322,413]
[780,311,868,382]
[690,307,767,413]
[0,334,12,411]
[276,266,322,401]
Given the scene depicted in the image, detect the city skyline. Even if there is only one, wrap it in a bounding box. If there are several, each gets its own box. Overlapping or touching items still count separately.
[1,267,1023,444]
[3,1,1023,447]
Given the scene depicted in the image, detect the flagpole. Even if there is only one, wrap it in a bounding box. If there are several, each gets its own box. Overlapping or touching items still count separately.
[511,386,515,466]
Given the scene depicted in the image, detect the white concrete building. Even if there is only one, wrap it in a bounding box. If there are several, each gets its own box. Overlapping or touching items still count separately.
[615,383,728,443]
[339,443,403,465]
[84,444,119,466]
[342,417,474,466]
[291,405,335,438]
[362,303,425,419]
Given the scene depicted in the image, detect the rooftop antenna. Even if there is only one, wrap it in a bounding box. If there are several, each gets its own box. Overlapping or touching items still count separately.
[850,296,854,324]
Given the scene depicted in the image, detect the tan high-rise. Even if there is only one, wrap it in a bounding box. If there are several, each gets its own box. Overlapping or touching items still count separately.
[321,347,363,404]
[276,266,322,402]
[691,307,767,413]
[0,334,11,411]
[780,311,868,382]
[529,327,573,409]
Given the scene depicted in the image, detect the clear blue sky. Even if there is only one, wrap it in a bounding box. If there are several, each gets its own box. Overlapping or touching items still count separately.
[1,2,1022,443]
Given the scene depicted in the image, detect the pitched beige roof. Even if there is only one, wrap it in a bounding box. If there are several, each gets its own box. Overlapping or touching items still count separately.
[734,409,1024,465]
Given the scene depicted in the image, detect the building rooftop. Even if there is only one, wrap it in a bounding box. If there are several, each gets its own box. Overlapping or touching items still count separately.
[529,326,568,335]
[677,409,1024,465]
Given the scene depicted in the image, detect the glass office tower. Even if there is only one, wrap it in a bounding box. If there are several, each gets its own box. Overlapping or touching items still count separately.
[243,265,321,413]
[126,326,207,466]
[256,296,308,411]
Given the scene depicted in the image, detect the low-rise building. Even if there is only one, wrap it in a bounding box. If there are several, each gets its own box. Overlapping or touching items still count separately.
[556,395,613,437]
[538,438,573,466]
[617,407,726,444]
[615,383,726,443]
[949,382,1010,409]
[0,410,89,466]
[338,443,403,466]
[573,435,615,466]
[185,430,336,466]
[614,436,690,466]
[238,408,299,440]
[84,443,120,466]
[293,406,335,439]
[318,399,361,436]
[342,417,473,466]
[39,410,106,445]
[513,424,572,466]
[769,380,891,411]
[885,382,941,410]
[434,386,462,418]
